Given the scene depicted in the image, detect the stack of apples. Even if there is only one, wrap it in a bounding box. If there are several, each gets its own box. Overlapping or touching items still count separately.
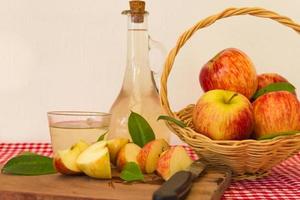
[53,138,193,180]
[193,48,300,140]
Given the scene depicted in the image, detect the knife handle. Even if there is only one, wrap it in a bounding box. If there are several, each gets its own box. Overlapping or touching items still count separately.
[152,171,193,200]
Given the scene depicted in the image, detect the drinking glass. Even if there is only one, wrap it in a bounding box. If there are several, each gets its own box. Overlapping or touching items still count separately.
[47,111,111,153]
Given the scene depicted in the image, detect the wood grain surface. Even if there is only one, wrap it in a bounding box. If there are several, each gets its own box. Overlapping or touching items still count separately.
[0,166,231,200]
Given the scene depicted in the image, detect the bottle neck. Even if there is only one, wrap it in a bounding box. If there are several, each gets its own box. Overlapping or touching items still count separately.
[121,14,155,94]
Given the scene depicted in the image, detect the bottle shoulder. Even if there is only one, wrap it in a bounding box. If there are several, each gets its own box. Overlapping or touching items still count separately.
[110,90,162,113]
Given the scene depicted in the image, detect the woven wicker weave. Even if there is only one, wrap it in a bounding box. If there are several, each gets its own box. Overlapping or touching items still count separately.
[160,7,300,179]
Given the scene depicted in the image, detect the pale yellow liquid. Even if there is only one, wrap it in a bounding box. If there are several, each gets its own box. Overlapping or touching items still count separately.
[50,121,108,153]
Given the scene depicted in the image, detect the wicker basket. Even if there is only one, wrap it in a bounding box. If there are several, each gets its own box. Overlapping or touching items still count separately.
[160,7,300,179]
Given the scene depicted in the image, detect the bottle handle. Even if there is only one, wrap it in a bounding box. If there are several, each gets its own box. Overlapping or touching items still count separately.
[148,35,167,93]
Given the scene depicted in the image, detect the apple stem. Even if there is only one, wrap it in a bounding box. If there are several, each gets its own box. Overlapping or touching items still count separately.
[226,93,238,104]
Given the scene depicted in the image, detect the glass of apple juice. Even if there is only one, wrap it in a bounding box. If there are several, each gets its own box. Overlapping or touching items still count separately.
[47,111,111,153]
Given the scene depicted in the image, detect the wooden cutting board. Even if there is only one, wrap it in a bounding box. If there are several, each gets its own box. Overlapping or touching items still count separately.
[0,166,231,200]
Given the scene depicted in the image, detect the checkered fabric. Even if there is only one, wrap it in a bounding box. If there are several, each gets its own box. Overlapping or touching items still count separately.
[0,143,53,164]
[1,143,299,199]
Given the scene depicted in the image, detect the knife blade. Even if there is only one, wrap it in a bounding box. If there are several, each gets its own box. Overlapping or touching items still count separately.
[152,159,207,200]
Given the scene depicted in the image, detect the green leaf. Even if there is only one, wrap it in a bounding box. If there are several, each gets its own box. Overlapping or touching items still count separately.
[19,152,37,156]
[120,162,144,182]
[1,153,57,175]
[258,130,299,140]
[97,130,109,142]
[157,115,186,128]
[128,111,155,147]
[252,82,296,100]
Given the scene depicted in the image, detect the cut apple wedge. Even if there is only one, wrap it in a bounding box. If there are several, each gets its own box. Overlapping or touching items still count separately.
[107,138,129,164]
[116,143,141,171]
[76,141,111,179]
[137,139,170,174]
[156,146,193,181]
[53,140,89,175]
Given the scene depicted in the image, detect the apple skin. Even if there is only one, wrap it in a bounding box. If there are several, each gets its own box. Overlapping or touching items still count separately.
[137,139,170,174]
[253,91,300,139]
[107,138,129,165]
[156,146,193,181]
[257,73,288,91]
[200,48,258,99]
[53,140,89,175]
[156,148,174,180]
[53,156,79,175]
[116,143,141,171]
[192,89,254,140]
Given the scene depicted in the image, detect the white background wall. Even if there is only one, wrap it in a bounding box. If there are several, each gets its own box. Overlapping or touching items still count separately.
[0,0,300,142]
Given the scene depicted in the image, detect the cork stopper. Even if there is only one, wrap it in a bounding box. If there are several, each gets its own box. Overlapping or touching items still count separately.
[129,0,146,23]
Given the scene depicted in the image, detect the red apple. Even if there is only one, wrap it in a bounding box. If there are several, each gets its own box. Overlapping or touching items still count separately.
[257,73,289,90]
[137,139,169,174]
[192,89,254,140]
[200,48,258,99]
[107,138,129,165]
[116,143,141,171]
[253,91,300,139]
[53,140,89,175]
[156,146,193,181]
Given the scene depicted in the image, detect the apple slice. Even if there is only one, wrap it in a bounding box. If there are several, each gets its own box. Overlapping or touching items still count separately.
[53,140,89,175]
[137,139,170,174]
[156,146,193,181]
[116,143,141,171]
[107,138,129,164]
[76,141,111,179]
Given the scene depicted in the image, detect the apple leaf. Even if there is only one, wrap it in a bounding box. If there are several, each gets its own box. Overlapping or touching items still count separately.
[19,152,37,156]
[252,82,296,100]
[97,130,109,142]
[1,153,57,175]
[258,130,299,140]
[157,115,186,128]
[120,162,144,182]
[128,111,155,147]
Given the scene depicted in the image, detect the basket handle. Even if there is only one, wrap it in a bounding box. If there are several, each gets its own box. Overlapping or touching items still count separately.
[160,7,300,118]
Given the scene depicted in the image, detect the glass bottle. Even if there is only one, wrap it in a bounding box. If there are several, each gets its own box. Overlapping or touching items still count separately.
[108,1,170,142]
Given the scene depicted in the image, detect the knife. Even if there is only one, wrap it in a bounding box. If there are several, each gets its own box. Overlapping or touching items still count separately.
[152,159,207,200]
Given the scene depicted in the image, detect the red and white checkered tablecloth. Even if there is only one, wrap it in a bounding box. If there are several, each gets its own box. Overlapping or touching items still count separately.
[1,143,300,199]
